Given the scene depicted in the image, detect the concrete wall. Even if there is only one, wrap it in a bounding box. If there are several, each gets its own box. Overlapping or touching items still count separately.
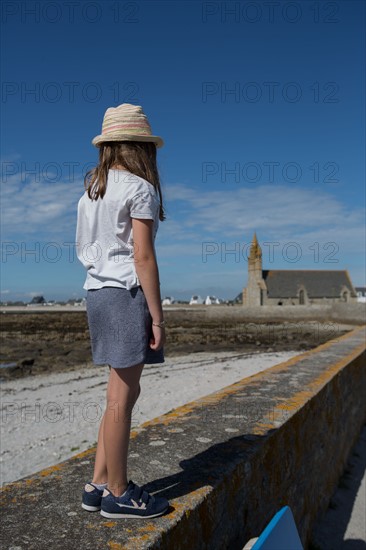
[2,303,365,325]
[203,303,366,324]
[1,327,365,549]
[263,296,357,306]
[162,302,366,326]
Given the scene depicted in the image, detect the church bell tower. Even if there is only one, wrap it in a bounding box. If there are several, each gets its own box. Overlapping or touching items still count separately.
[248,232,262,280]
[242,232,265,306]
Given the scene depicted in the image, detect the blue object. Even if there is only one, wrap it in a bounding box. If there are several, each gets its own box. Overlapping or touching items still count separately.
[251,506,304,550]
[100,479,169,519]
[81,483,104,512]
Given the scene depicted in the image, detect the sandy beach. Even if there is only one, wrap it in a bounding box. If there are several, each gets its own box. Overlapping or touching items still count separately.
[0,349,298,486]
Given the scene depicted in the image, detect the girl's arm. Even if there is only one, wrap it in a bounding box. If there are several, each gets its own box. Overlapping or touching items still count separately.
[131,217,165,351]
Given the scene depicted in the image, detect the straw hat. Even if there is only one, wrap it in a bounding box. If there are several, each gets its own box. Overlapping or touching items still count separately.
[92,103,164,148]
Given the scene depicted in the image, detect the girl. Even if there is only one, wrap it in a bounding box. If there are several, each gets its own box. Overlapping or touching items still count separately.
[76,103,169,519]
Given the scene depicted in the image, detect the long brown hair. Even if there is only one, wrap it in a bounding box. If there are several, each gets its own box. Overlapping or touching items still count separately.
[84,141,166,222]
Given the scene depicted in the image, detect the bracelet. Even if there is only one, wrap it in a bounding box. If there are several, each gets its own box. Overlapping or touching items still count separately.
[152,320,166,328]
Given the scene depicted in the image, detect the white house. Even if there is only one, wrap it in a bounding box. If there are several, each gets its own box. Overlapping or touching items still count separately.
[205,295,221,305]
[189,295,204,305]
[355,287,366,303]
[162,296,174,305]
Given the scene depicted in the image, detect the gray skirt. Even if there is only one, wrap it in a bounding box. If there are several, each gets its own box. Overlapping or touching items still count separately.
[86,286,164,369]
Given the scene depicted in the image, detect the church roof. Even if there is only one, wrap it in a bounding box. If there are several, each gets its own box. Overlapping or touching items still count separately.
[262,270,356,298]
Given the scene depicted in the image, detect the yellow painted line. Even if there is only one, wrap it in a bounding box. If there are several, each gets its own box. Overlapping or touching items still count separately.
[271,341,365,422]
[131,326,365,430]
[69,447,96,461]
[107,542,125,550]
[39,465,62,477]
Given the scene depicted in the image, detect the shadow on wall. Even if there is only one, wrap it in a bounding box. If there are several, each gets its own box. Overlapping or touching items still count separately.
[309,424,366,550]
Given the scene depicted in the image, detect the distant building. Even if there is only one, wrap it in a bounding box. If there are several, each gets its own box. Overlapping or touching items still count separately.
[162,296,174,305]
[189,295,204,305]
[73,299,85,306]
[231,292,243,305]
[29,296,45,305]
[355,287,366,303]
[205,295,221,305]
[242,233,357,306]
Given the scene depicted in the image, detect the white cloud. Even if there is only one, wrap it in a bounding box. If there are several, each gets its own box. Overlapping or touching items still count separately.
[161,182,365,258]
[1,170,84,240]
[2,171,364,279]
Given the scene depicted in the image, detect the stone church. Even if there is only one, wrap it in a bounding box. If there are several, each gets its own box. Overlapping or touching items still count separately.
[242,233,357,306]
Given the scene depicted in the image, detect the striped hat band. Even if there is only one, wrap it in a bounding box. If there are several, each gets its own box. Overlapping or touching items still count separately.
[92,104,163,148]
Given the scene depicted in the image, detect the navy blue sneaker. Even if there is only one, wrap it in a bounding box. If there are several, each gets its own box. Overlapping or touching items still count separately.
[82,483,105,512]
[100,480,169,519]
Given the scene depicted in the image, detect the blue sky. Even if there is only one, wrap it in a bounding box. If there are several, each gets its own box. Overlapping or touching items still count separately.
[1,0,365,301]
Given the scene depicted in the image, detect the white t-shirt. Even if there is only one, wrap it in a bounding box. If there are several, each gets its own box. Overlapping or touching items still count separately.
[76,169,160,290]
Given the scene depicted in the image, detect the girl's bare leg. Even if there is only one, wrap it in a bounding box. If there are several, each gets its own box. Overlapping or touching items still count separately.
[92,412,108,484]
[92,365,142,486]
[100,364,143,496]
